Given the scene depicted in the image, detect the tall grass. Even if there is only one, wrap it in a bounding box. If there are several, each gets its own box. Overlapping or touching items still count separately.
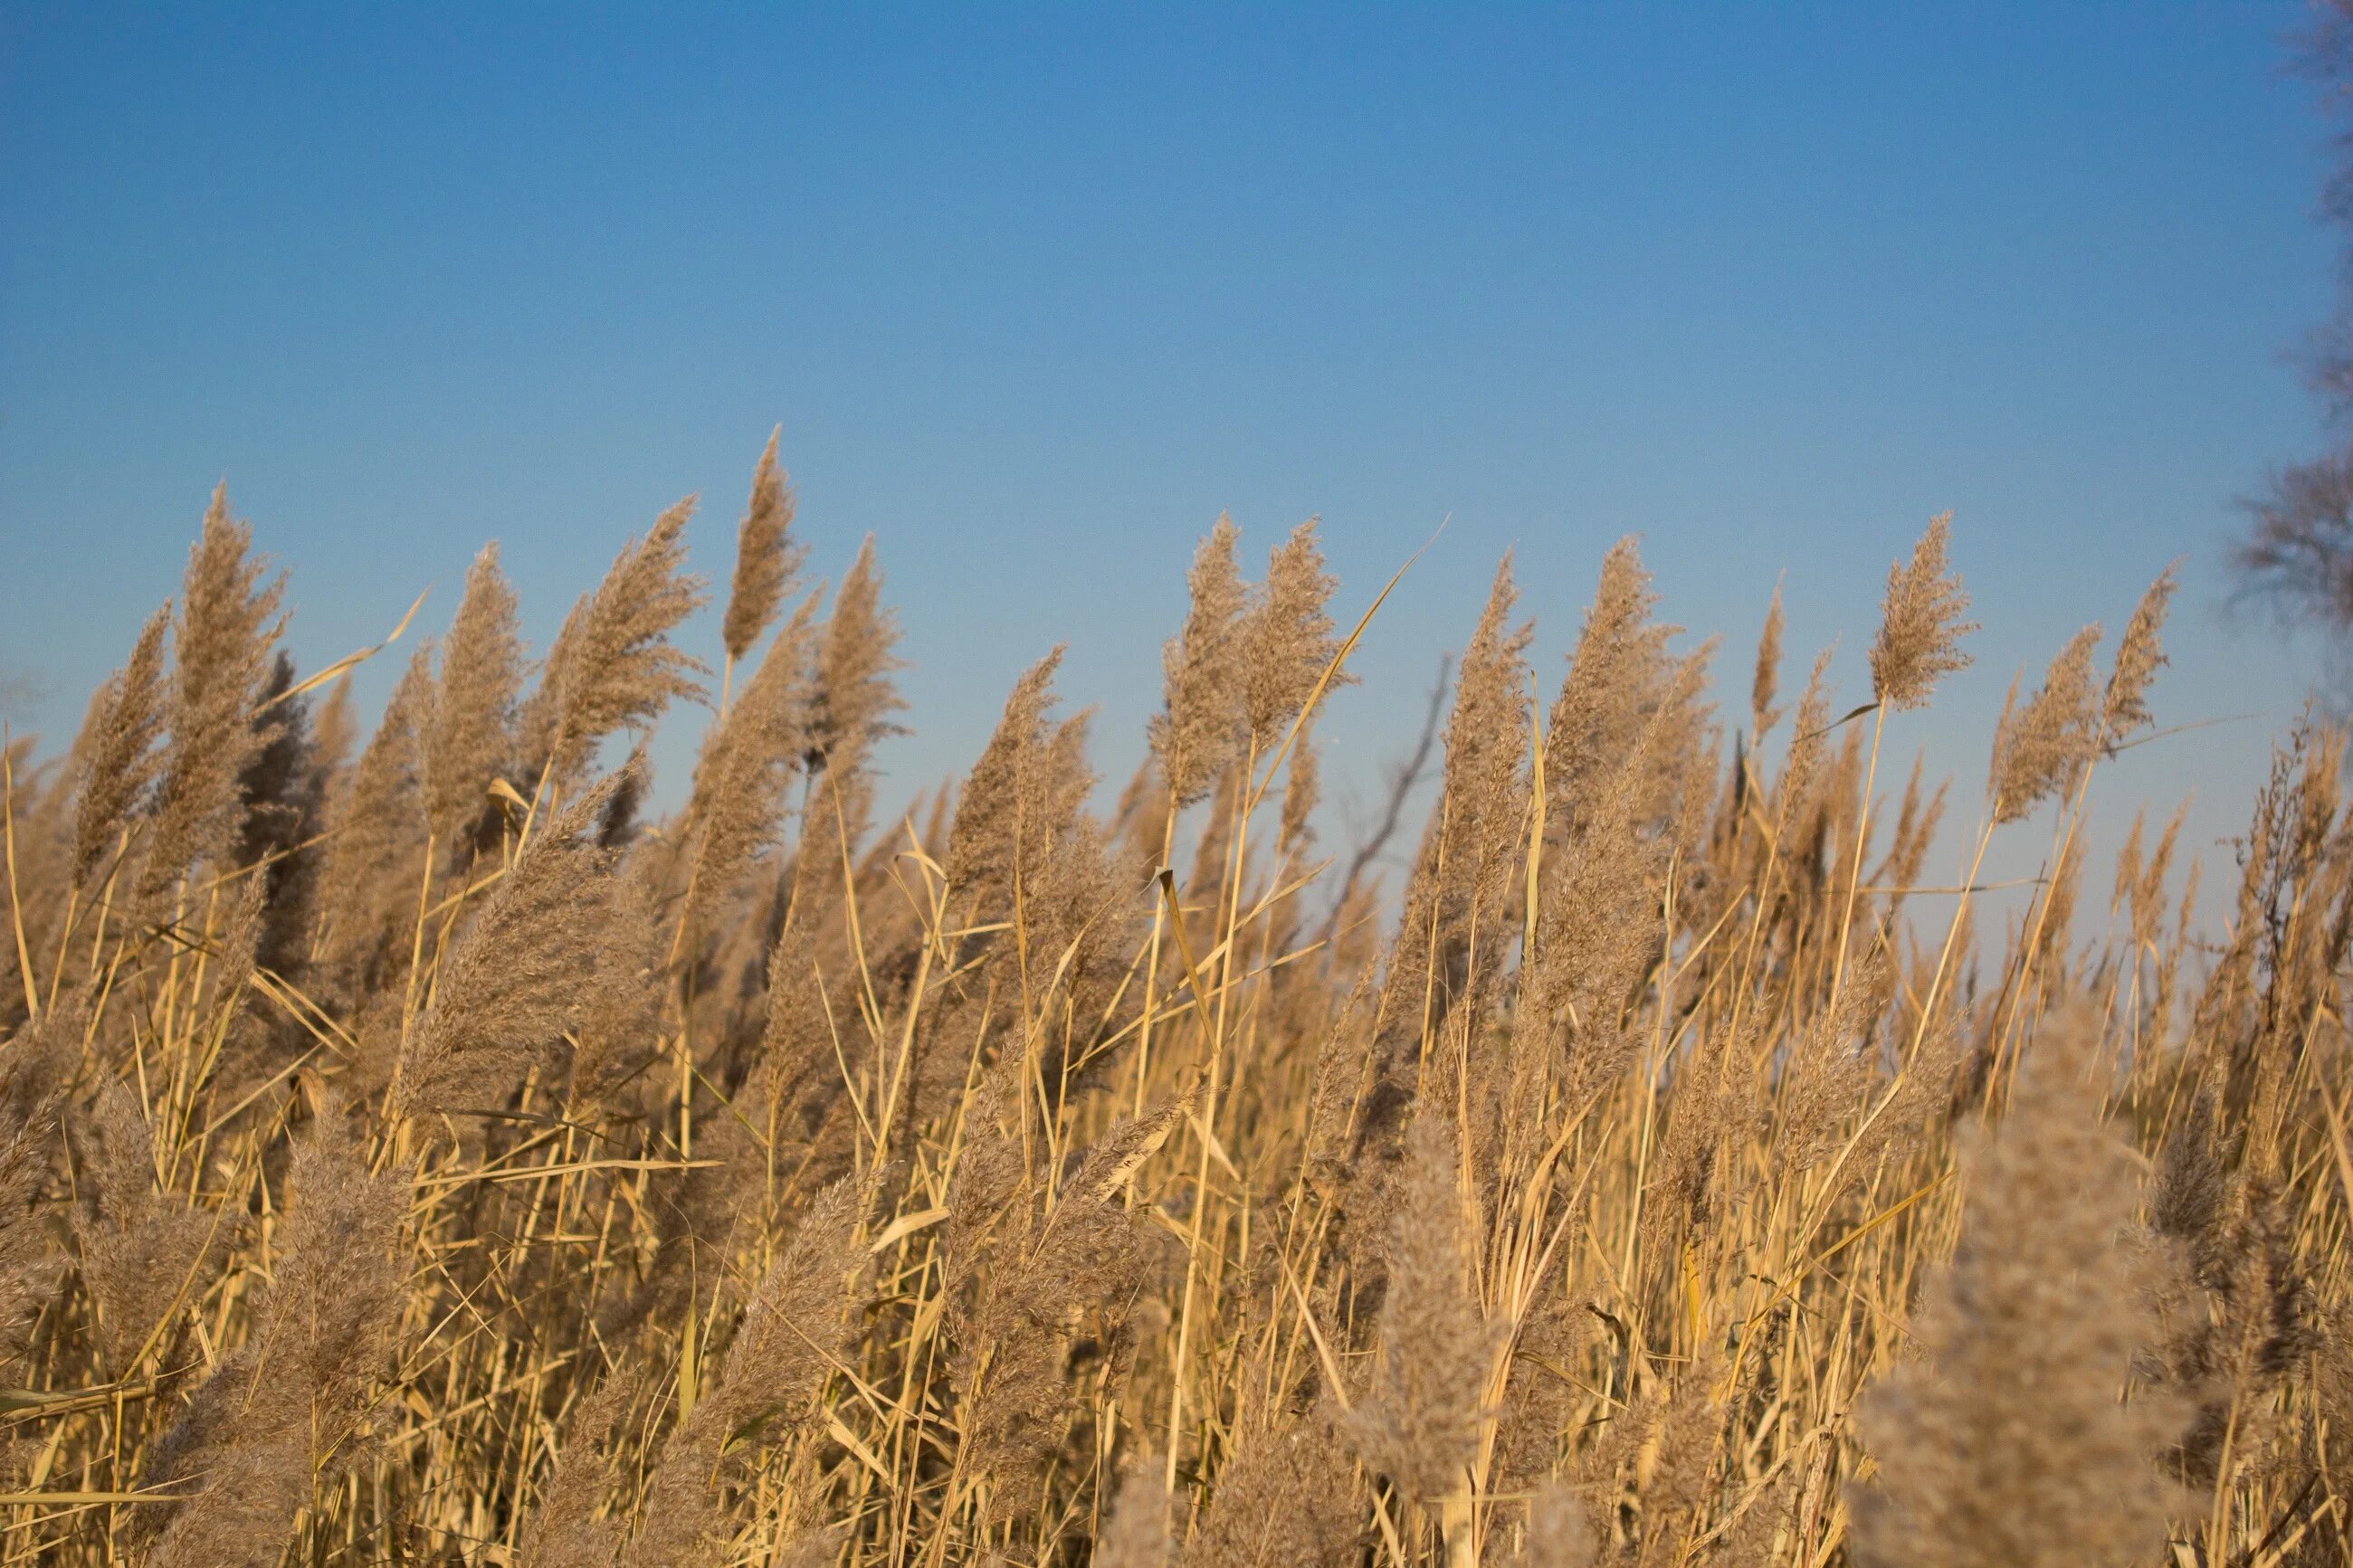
[0,446,2344,1566]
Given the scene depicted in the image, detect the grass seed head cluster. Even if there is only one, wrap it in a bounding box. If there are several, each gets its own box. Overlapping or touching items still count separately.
[0,444,2344,1567]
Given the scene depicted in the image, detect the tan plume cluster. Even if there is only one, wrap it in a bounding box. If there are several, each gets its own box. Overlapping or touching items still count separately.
[722,425,805,667]
[0,475,2333,1568]
[142,1107,406,1568]
[1152,514,1248,807]
[1867,512,1976,711]
[1849,1018,2185,1568]
[1344,1114,1501,1506]
[526,499,710,791]
[71,605,169,892]
[390,774,634,1120]
[142,488,287,900]
[1750,578,1786,739]
[1989,623,2105,823]
[1239,517,1351,748]
[423,543,523,852]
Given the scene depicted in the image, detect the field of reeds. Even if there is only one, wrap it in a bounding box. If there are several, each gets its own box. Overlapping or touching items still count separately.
[0,433,2344,1568]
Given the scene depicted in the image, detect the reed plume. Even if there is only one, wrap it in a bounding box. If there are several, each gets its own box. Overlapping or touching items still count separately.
[142,487,287,900]
[2102,563,2177,745]
[1398,555,1533,1006]
[230,651,329,976]
[1280,714,1319,853]
[143,1103,406,1568]
[515,1377,632,1568]
[676,589,818,936]
[953,1095,1186,1518]
[944,647,1066,917]
[1151,514,1247,807]
[1095,1455,1175,1568]
[1344,1114,1499,1506]
[803,535,906,842]
[1989,623,2103,822]
[806,536,906,769]
[1182,1411,1359,1568]
[310,645,431,990]
[1867,511,1975,712]
[1239,517,1350,749]
[1510,1483,1596,1567]
[620,1180,866,1568]
[722,426,804,668]
[0,1008,71,1364]
[70,1084,231,1379]
[424,543,524,852]
[304,673,355,842]
[389,771,632,1120]
[1848,1016,2185,1568]
[71,604,169,892]
[526,499,710,793]
[1545,537,1675,825]
[1751,579,1786,740]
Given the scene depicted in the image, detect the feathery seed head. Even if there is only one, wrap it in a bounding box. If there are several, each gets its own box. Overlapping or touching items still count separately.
[1281,715,1320,851]
[1868,513,1976,711]
[806,536,908,767]
[2101,563,2177,746]
[723,425,805,664]
[1774,647,1834,832]
[143,487,288,899]
[680,589,819,931]
[527,499,710,791]
[1094,1456,1174,1568]
[1344,1112,1500,1501]
[944,648,1066,910]
[389,768,632,1121]
[1752,578,1786,739]
[311,644,432,989]
[1239,518,1353,749]
[72,603,170,890]
[1151,514,1248,807]
[1849,1013,2186,1568]
[804,537,908,845]
[1990,624,2104,823]
[424,543,523,850]
[1512,1483,1597,1567]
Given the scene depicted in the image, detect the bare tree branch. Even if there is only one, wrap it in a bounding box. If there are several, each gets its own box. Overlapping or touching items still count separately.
[2236,447,2353,632]
[1319,652,1451,942]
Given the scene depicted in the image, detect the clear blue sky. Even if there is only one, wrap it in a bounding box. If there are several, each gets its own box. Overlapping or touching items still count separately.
[0,2,2335,915]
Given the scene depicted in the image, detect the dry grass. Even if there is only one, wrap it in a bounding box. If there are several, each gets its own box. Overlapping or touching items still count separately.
[0,453,2345,1567]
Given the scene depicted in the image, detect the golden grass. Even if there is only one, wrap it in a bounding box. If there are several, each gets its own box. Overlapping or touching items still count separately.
[0,460,2341,1567]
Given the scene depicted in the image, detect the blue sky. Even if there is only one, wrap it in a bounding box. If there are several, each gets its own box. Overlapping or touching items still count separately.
[0,2,2336,917]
